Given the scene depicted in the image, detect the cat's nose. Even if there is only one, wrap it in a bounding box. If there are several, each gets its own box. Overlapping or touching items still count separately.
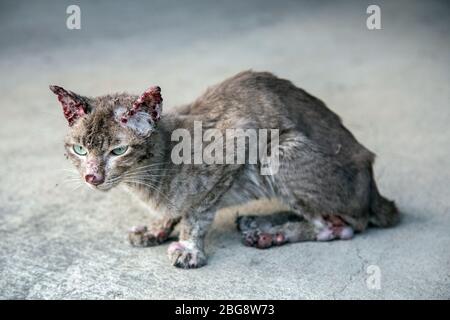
[85,174,105,186]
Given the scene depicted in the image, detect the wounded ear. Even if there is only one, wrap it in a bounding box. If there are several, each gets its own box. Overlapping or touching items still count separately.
[118,86,163,137]
[49,85,89,126]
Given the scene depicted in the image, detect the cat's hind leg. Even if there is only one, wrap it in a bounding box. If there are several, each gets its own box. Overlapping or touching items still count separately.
[237,212,354,249]
[315,214,354,241]
[236,130,364,249]
[237,212,315,248]
[128,216,181,247]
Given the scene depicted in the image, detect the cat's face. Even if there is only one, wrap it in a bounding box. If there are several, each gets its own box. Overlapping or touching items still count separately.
[50,85,162,191]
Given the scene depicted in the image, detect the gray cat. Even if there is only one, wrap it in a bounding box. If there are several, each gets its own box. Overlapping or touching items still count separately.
[50,71,399,269]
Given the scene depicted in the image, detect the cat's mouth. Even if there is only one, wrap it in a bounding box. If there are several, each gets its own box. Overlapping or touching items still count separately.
[86,179,119,192]
[93,184,113,192]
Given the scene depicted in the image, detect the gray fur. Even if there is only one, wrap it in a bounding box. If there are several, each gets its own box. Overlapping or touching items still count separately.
[51,70,399,268]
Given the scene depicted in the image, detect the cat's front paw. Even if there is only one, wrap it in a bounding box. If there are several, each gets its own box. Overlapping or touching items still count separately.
[167,241,207,269]
[128,225,168,247]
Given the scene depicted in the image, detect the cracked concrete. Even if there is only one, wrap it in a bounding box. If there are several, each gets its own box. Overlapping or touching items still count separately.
[0,0,449,299]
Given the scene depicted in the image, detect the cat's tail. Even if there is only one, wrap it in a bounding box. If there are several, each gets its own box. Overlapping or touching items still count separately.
[368,169,400,228]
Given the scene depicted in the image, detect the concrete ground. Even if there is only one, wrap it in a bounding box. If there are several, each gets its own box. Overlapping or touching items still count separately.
[0,0,449,299]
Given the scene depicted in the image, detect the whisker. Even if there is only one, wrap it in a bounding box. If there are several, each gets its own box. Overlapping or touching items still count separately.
[71,184,84,192]
[61,174,81,179]
[122,173,168,179]
[122,168,178,177]
[61,178,83,184]
[126,167,179,172]
[61,180,82,184]
[126,162,176,171]
[130,162,170,169]
[123,179,177,210]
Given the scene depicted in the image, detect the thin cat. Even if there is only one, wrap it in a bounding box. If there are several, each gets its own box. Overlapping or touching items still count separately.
[50,71,399,269]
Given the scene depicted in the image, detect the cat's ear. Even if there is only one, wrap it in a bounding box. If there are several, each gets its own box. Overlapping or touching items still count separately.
[118,86,163,137]
[49,85,89,126]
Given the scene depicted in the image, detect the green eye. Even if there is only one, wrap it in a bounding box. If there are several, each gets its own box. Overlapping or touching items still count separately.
[111,146,128,156]
[73,145,87,156]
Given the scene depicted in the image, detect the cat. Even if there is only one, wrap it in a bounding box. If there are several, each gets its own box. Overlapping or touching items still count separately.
[50,70,399,269]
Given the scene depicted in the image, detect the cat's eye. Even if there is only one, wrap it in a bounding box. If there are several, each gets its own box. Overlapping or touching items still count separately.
[111,146,128,156]
[73,145,87,156]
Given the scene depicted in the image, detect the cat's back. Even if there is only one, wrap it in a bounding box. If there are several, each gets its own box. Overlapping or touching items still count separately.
[187,70,341,128]
[182,71,372,162]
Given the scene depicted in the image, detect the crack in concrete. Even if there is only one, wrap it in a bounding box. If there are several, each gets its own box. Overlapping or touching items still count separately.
[332,246,367,299]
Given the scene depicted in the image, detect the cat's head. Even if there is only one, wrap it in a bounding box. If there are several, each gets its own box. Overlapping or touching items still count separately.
[50,85,163,191]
